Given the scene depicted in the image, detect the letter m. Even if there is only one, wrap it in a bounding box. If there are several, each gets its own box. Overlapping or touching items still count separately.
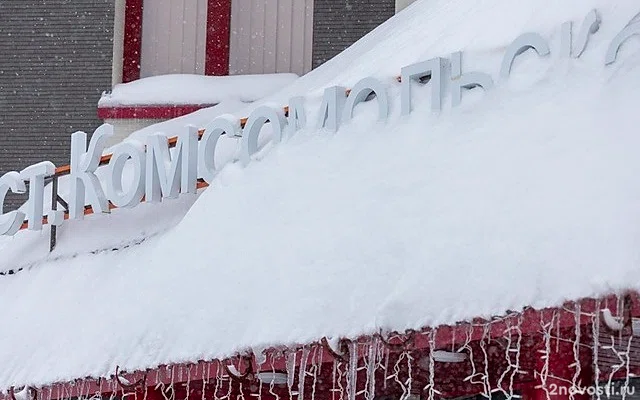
[145,126,198,203]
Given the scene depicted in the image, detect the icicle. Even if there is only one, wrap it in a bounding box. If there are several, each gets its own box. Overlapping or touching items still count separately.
[346,341,358,400]
[268,356,281,400]
[555,309,562,353]
[622,335,633,400]
[310,348,319,400]
[332,359,338,400]
[462,325,479,386]
[480,324,491,398]
[109,382,117,400]
[71,381,82,400]
[76,381,84,400]
[317,345,324,376]
[382,346,390,390]
[87,381,95,400]
[225,368,233,400]
[538,311,555,400]
[365,339,377,400]
[286,351,297,400]
[298,347,310,400]
[374,338,384,371]
[186,366,192,400]
[496,321,513,399]
[592,299,602,400]
[407,351,415,398]
[571,304,582,400]
[511,314,524,396]
[170,367,176,400]
[426,330,437,400]
[78,380,85,400]
[214,362,222,400]
[202,363,209,400]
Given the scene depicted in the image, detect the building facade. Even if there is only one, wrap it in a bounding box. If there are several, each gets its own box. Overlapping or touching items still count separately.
[114,0,397,82]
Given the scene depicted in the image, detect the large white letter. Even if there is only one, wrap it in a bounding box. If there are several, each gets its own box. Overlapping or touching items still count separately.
[20,161,55,231]
[240,106,287,166]
[605,22,640,65]
[287,96,307,137]
[401,57,447,115]
[451,52,494,107]
[0,171,26,236]
[562,10,600,58]
[316,86,347,132]
[199,115,240,184]
[342,77,389,122]
[145,126,198,203]
[106,141,146,208]
[500,33,550,79]
[69,124,113,219]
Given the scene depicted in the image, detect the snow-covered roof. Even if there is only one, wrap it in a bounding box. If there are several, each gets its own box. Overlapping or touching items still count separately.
[98,73,299,107]
[2,0,640,390]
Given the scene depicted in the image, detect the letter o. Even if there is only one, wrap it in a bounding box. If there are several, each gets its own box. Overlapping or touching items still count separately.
[106,141,146,208]
[343,77,389,122]
[199,115,241,184]
[240,106,287,166]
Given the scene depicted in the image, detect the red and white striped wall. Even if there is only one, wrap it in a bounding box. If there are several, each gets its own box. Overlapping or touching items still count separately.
[112,0,314,85]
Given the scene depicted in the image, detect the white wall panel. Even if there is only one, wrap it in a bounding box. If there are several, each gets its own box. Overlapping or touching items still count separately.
[140,0,208,78]
[263,0,278,73]
[396,0,417,13]
[230,0,314,76]
[275,0,292,72]
[195,0,207,75]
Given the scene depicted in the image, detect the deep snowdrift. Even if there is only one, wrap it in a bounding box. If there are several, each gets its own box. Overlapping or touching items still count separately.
[1,0,640,390]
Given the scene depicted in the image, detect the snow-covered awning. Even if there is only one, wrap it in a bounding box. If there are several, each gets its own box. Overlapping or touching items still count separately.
[1,0,640,391]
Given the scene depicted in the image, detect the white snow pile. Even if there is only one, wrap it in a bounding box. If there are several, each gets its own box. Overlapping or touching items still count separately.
[1,0,640,390]
[98,73,299,107]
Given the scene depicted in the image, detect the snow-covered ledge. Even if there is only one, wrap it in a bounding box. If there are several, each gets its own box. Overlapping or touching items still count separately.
[97,105,214,145]
[98,73,298,146]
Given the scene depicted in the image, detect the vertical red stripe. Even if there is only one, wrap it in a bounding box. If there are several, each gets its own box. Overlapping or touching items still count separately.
[122,0,144,83]
[205,0,231,75]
